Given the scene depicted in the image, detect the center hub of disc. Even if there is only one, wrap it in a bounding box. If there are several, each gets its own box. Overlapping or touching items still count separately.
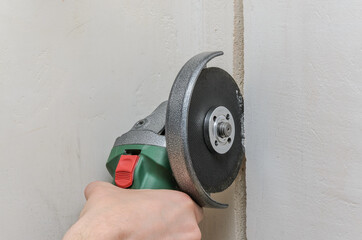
[204,106,235,154]
[217,122,232,138]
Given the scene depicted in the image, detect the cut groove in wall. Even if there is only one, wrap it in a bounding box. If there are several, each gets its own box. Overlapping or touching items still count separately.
[233,0,247,239]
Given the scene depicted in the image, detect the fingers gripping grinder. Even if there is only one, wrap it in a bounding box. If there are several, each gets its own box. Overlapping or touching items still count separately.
[106,52,244,208]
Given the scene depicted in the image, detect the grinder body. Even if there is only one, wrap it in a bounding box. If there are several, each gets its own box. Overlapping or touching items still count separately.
[106,101,177,191]
[106,144,177,190]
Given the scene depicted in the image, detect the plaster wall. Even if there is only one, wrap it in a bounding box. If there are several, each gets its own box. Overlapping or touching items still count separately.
[245,0,362,239]
[0,1,244,239]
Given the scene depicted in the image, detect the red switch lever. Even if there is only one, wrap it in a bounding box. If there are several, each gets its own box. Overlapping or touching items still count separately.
[115,155,139,188]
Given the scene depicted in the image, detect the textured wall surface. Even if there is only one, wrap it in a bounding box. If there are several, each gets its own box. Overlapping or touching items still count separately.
[0,1,244,239]
[245,0,362,239]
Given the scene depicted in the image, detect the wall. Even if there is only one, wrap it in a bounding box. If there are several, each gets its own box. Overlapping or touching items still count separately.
[245,0,362,239]
[0,1,244,239]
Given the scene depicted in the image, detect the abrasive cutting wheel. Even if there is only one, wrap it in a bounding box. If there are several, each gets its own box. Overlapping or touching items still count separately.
[166,51,244,208]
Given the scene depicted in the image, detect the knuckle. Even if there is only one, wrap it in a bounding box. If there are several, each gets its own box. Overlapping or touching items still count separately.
[182,195,196,209]
[190,225,202,240]
[173,191,195,207]
[84,181,107,198]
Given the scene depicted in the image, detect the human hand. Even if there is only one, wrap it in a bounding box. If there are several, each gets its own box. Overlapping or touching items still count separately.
[62,181,203,240]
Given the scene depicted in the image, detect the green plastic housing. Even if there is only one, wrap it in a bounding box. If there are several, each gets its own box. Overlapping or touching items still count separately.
[106,144,177,190]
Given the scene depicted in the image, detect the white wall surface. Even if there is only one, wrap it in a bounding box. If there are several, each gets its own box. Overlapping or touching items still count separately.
[245,0,362,239]
[0,1,243,239]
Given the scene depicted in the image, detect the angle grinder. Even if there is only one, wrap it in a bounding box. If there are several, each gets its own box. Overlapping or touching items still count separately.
[106,51,244,208]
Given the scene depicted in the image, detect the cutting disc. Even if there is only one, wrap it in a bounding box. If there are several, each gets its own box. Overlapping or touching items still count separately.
[166,51,244,208]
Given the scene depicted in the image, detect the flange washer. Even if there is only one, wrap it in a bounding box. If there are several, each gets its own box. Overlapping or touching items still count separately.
[204,106,235,154]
